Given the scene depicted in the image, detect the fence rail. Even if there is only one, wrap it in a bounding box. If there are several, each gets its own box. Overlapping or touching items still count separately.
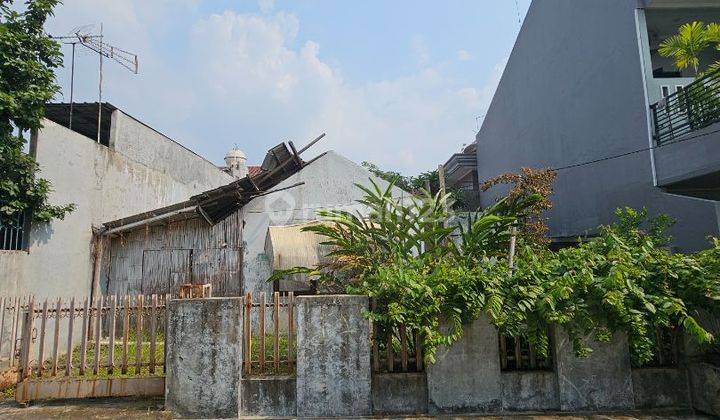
[10,294,169,383]
[651,68,720,145]
[370,301,424,374]
[499,334,552,371]
[242,291,296,376]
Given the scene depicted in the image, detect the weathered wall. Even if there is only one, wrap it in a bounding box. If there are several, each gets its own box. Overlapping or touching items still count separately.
[631,368,691,409]
[501,370,559,411]
[426,316,502,414]
[165,297,242,418]
[475,0,718,251]
[0,113,232,299]
[554,330,635,411]
[240,151,408,298]
[239,377,296,417]
[295,295,372,417]
[105,213,242,296]
[687,362,720,416]
[372,373,427,415]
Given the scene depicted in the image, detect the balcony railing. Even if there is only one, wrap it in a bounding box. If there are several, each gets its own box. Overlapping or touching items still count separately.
[650,68,720,145]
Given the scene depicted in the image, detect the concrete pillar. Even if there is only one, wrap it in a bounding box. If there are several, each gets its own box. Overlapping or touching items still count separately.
[426,316,502,414]
[295,295,371,417]
[554,329,634,411]
[165,298,242,418]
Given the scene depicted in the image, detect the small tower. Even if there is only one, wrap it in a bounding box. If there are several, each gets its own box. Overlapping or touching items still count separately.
[224,147,248,178]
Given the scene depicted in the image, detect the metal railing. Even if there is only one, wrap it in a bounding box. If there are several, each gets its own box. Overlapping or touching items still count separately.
[651,68,720,145]
[0,212,25,251]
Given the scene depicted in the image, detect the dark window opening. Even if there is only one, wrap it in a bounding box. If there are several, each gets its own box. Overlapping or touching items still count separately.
[499,334,553,371]
[1,212,27,251]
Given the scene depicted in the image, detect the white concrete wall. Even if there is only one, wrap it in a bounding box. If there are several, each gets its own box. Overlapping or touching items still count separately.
[240,151,407,296]
[0,113,233,299]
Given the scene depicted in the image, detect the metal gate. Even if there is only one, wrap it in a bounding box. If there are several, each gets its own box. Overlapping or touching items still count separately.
[14,294,168,403]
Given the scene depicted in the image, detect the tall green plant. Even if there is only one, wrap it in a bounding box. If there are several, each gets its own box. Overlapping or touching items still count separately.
[0,0,75,226]
[507,208,718,364]
[658,21,720,76]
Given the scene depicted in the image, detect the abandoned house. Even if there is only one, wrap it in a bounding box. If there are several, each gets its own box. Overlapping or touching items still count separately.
[0,103,235,298]
[100,146,406,298]
[0,101,404,301]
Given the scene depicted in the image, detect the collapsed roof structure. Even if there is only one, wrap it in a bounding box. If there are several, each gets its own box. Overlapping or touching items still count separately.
[101,134,325,235]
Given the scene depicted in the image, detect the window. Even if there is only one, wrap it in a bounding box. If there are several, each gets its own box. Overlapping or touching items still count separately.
[1,212,26,251]
[661,85,670,98]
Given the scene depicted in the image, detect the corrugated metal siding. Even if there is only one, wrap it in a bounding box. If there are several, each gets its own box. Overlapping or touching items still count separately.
[105,211,243,296]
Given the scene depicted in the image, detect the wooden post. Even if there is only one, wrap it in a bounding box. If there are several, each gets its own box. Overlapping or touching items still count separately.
[51,298,62,376]
[386,330,394,373]
[65,298,75,376]
[438,164,448,211]
[163,293,170,374]
[287,292,294,370]
[414,330,423,372]
[244,292,252,375]
[400,324,408,372]
[514,336,522,369]
[10,296,22,367]
[259,292,265,373]
[19,297,34,381]
[108,295,117,374]
[93,295,103,375]
[91,235,105,308]
[121,295,130,374]
[79,298,90,376]
[37,299,48,377]
[273,292,280,374]
[508,227,518,270]
[135,294,144,375]
[149,294,157,374]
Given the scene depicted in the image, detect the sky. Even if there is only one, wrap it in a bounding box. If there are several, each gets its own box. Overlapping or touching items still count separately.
[44,0,530,174]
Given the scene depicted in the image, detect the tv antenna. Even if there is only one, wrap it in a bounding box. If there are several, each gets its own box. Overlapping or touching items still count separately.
[51,24,139,142]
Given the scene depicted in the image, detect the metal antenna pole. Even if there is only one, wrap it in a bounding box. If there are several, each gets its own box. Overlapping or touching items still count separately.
[69,42,75,130]
[97,23,103,143]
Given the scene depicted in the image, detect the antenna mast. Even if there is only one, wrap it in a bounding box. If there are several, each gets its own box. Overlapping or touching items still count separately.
[51,25,139,142]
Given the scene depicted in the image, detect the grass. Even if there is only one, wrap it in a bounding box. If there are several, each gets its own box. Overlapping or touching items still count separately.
[246,333,295,376]
[24,331,165,381]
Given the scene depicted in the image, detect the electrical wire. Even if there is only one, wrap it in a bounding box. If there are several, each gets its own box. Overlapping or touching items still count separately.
[551,126,720,172]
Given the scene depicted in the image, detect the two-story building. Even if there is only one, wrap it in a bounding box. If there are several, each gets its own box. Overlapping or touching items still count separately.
[447,0,720,251]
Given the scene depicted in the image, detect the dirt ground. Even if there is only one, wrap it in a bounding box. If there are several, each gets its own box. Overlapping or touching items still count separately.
[0,396,715,419]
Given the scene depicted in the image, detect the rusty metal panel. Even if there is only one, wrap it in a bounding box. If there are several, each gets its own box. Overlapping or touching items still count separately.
[15,377,164,403]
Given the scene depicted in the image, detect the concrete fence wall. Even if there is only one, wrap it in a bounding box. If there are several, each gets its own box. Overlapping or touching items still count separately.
[164,295,711,418]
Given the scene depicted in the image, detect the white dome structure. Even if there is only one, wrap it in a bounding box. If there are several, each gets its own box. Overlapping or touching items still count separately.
[224,147,248,178]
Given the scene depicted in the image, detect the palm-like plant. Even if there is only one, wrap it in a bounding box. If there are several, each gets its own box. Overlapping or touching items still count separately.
[659,21,710,75]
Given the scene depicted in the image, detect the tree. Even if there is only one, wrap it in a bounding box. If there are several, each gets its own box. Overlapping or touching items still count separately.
[0,0,74,227]
[658,21,720,76]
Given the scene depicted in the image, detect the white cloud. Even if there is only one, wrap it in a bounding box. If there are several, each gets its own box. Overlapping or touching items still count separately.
[457,49,471,61]
[258,0,275,14]
[45,3,506,174]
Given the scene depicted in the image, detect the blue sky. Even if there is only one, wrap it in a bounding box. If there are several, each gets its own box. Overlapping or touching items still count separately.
[45,0,530,174]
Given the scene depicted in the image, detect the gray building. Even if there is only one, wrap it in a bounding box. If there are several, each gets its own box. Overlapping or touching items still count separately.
[0,103,234,298]
[449,0,720,251]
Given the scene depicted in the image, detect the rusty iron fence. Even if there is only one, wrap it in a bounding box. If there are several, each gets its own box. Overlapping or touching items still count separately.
[499,334,552,371]
[242,291,296,376]
[370,301,424,374]
[12,294,169,403]
[0,296,27,369]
